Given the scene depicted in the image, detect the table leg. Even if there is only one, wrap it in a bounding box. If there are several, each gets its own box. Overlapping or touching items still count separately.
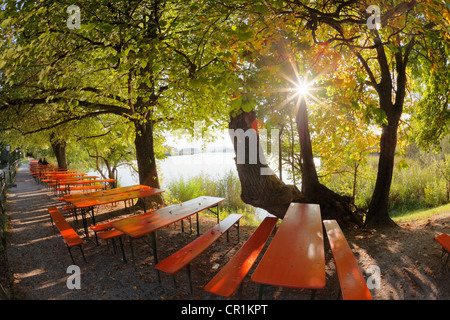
[80,208,89,238]
[129,236,135,264]
[90,206,96,226]
[258,284,266,300]
[196,213,199,236]
[151,232,161,282]
[207,204,220,223]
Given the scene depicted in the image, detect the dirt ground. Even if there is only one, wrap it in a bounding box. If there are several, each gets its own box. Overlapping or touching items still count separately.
[1,163,449,307]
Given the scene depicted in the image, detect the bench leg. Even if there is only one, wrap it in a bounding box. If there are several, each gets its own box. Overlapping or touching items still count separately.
[111,238,117,254]
[440,249,449,271]
[196,213,200,236]
[187,264,193,294]
[336,288,342,300]
[67,245,87,264]
[67,245,76,265]
[119,237,127,263]
[226,221,240,244]
[49,216,55,232]
[129,236,135,265]
[238,281,244,300]
[80,245,87,263]
[72,207,79,228]
[79,208,88,238]
[94,231,99,246]
[90,207,96,227]
[173,275,177,288]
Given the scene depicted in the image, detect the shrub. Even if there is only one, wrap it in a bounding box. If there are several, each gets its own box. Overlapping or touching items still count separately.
[164,170,259,225]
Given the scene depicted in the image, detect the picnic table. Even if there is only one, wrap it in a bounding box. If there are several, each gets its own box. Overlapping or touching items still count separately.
[65,185,165,237]
[251,202,325,299]
[110,196,224,267]
[56,178,116,194]
[41,172,87,186]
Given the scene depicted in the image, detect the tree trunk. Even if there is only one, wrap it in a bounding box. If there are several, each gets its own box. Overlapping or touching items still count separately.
[365,117,399,228]
[294,97,363,227]
[229,107,363,228]
[50,137,67,169]
[134,119,164,208]
[229,110,306,218]
[295,96,319,193]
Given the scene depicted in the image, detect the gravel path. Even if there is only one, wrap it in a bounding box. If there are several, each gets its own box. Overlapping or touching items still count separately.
[5,164,172,300]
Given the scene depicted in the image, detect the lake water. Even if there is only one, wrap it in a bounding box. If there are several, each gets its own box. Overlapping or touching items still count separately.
[111,152,239,188]
[111,152,294,188]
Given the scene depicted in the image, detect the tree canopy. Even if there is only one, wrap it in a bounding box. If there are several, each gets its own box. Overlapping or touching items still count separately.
[1,0,449,226]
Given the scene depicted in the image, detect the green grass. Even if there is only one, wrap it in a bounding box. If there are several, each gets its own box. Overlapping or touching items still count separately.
[163,170,261,226]
[390,203,450,223]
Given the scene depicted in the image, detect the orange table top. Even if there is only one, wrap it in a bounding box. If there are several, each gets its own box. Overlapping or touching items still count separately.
[43,172,83,176]
[58,179,114,186]
[111,196,224,238]
[251,203,325,289]
[57,175,99,179]
[63,185,152,202]
[70,187,164,209]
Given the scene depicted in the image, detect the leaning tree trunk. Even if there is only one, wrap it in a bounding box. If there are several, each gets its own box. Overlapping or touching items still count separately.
[229,109,306,218]
[134,119,164,208]
[229,100,363,229]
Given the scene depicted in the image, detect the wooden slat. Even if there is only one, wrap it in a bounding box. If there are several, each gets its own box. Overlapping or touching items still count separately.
[436,233,450,253]
[90,209,156,232]
[251,203,325,289]
[323,220,372,300]
[70,187,164,208]
[111,196,224,238]
[204,216,278,297]
[155,214,242,275]
[63,185,156,203]
[48,207,83,247]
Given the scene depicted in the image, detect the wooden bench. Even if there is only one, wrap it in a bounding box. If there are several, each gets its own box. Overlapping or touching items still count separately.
[155,213,242,293]
[251,203,325,299]
[323,220,372,300]
[56,185,106,195]
[48,206,86,264]
[435,233,450,269]
[204,216,278,298]
[89,209,156,260]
